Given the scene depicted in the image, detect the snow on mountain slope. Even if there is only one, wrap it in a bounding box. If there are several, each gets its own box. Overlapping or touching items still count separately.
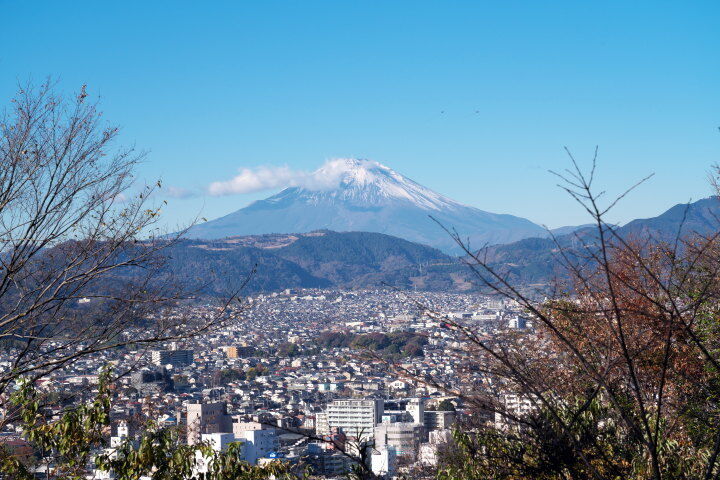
[304,159,461,210]
[184,159,547,254]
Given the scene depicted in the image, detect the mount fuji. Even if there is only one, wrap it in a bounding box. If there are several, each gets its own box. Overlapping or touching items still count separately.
[185,159,547,254]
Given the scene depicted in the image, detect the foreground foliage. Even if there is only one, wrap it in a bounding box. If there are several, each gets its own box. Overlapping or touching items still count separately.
[426,156,720,480]
[0,370,300,479]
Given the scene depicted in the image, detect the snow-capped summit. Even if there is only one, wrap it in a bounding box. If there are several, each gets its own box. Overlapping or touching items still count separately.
[185,158,546,254]
[294,158,462,211]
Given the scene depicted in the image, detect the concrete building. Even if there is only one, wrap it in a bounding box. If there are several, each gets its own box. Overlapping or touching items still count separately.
[406,398,425,425]
[323,399,384,440]
[424,410,456,431]
[495,394,535,429]
[195,433,240,474]
[130,368,171,395]
[315,412,329,436]
[219,345,256,358]
[320,427,346,451]
[508,316,528,329]
[110,421,129,449]
[371,446,397,478]
[305,443,350,476]
[236,429,279,464]
[419,429,454,466]
[374,422,424,459]
[151,348,194,368]
[202,432,237,452]
[231,419,267,436]
[230,420,279,464]
[186,402,232,445]
[220,346,239,358]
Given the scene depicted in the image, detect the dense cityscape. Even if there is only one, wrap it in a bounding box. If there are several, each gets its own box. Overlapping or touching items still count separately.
[0,289,531,478]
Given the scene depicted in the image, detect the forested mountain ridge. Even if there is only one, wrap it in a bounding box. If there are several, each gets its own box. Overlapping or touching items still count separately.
[155,198,720,295]
[157,231,472,295]
[478,197,720,287]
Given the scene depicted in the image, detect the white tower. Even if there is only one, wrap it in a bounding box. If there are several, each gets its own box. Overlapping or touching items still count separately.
[406,398,425,425]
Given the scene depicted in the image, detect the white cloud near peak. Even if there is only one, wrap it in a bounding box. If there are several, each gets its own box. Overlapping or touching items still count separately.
[207,162,345,197]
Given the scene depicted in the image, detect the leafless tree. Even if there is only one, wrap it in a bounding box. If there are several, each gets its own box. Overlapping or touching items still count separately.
[0,81,239,402]
[391,150,720,479]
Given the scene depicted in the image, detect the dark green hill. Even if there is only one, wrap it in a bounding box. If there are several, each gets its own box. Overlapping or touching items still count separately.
[156,231,470,295]
[160,241,331,295]
[60,199,720,297]
[274,231,455,284]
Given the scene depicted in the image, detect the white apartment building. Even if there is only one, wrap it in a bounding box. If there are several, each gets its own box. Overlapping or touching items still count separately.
[371,446,397,478]
[195,433,239,474]
[322,399,384,440]
[495,393,536,430]
[151,348,194,368]
[237,429,279,464]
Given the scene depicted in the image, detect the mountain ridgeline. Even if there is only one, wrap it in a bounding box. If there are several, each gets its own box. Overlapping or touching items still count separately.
[158,197,720,296]
[160,231,471,295]
[184,159,547,254]
[479,196,720,286]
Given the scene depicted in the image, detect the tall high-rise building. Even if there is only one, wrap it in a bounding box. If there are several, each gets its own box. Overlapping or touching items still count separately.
[315,412,329,436]
[219,345,255,358]
[324,399,384,440]
[220,346,238,358]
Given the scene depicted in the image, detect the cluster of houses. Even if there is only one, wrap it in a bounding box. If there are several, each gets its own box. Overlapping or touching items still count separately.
[0,288,533,478]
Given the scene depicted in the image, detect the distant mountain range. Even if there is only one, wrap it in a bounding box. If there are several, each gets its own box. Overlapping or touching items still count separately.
[479,197,720,286]
[161,197,720,295]
[168,154,720,295]
[184,159,547,254]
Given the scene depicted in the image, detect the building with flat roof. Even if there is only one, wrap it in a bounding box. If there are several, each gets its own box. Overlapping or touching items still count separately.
[321,399,384,441]
[186,402,232,445]
[424,410,455,431]
[374,422,424,459]
[151,349,193,368]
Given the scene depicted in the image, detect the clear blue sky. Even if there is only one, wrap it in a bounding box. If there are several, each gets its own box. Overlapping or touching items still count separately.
[1,1,719,229]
